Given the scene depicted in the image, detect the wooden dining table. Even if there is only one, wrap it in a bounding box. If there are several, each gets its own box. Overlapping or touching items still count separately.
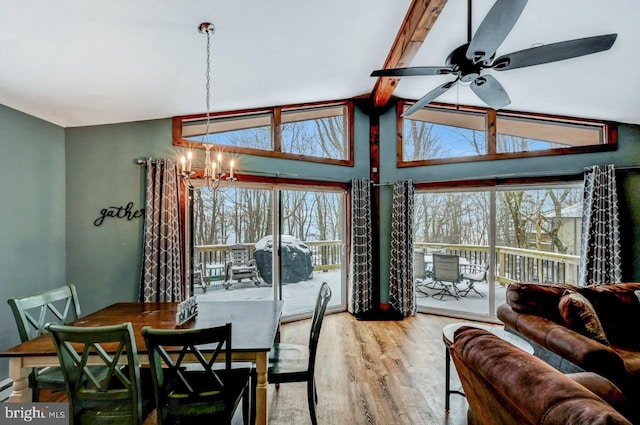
[0,300,284,425]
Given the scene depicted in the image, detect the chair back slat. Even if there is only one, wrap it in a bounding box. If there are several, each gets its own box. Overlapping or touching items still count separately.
[308,282,332,370]
[9,284,81,342]
[46,322,145,425]
[142,323,249,425]
[433,254,462,283]
[229,244,251,266]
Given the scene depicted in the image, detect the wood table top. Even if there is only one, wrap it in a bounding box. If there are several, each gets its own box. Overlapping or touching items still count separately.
[0,300,284,357]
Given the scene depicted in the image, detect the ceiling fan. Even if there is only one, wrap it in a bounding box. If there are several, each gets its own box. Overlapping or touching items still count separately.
[371,0,617,116]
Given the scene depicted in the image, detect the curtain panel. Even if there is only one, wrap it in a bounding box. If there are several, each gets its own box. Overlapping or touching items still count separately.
[579,164,622,286]
[349,178,374,315]
[388,180,416,317]
[140,158,186,302]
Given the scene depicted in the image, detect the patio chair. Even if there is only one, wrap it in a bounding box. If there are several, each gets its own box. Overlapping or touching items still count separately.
[459,264,489,297]
[224,244,261,289]
[430,254,463,300]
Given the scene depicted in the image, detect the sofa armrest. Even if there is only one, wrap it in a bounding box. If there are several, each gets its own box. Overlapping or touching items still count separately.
[498,303,626,385]
[451,327,632,425]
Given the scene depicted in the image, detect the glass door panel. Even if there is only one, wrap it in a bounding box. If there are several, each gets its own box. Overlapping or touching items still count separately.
[414,190,492,318]
[191,183,346,320]
[278,188,345,318]
[192,184,274,302]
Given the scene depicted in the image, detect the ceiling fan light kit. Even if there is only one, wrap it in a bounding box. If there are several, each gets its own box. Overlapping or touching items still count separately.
[371,0,617,116]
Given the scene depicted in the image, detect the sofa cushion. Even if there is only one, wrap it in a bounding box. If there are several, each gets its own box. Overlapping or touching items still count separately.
[506,282,571,324]
[559,291,610,345]
[577,284,640,347]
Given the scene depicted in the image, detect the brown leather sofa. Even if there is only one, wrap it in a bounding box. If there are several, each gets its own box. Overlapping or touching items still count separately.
[451,326,634,425]
[497,282,640,406]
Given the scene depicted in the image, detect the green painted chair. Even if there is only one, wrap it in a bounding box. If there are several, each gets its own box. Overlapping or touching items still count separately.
[8,284,88,401]
[45,322,155,425]
[266,282,332,425]
[141,323,252,425]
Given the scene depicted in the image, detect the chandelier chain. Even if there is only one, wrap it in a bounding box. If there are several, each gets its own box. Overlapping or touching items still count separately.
[204,26,212,140]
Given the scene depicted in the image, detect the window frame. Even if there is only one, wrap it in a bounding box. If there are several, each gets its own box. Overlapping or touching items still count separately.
[173,100,354,167]
[397,101,617,168]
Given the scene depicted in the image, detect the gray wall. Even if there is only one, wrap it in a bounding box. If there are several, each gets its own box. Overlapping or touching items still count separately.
[377,106,640,302]
[0,105,66,378]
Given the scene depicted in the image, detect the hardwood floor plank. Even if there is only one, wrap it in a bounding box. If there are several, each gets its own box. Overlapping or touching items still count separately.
[38,312,475,425]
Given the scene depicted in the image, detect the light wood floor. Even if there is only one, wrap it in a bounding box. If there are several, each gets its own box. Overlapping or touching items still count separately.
[267,312,471,425]
[42,312,474,425]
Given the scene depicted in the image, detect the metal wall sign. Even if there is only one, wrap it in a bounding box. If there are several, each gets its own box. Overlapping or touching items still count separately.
[94,202,144,226]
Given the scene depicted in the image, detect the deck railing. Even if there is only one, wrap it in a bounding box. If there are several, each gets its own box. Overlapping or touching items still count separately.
[415,242,580,285]
[196,241,579,285]
[194,240,343,272]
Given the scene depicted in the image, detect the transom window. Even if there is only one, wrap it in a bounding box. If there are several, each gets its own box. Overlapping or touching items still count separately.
[174,101,353,166]
[399,102,615,166]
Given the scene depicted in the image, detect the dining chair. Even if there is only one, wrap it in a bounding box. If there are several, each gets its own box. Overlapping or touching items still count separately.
[266,281,332,425]
[45,322,154,425]
[430,254,463,300]
[7,284,93,401]
[141,323,252,425]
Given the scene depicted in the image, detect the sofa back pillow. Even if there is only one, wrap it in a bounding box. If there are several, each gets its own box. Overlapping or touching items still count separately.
[577,283,640,348]
[506,282,573,324]
[558,291,610,345]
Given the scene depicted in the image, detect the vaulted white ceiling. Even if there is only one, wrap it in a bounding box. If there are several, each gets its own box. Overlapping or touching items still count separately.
[0,0,638,128]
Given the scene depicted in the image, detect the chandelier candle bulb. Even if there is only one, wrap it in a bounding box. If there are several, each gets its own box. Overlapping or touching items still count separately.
[187,150,193,172]
[230,160,235,179]
[180,156,186,174]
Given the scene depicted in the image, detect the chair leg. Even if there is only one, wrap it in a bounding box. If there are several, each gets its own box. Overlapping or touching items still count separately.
[243,382,250,425]
[307,379,318,425]
[250,370,257,425]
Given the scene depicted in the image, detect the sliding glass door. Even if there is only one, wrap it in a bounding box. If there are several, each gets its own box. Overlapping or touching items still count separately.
[190,182,346,320]
[414,183,583,321]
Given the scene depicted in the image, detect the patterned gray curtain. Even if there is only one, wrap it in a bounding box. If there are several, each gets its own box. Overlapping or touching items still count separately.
[578,164,622,286]
[389,180,416,317]
[349,178,373,315]
[140,158,185,302]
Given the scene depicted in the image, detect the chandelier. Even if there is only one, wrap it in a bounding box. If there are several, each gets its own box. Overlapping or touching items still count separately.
[178,22,237,191]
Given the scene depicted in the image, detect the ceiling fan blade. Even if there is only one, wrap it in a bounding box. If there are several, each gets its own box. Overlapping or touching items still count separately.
[371,66,455,77]
[466,0,528,64]
[402,80,457,117]
[471,75,511,109]
[492,34,617,71]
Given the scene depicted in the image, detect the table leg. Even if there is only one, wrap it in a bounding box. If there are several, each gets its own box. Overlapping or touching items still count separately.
[255,352,268,425]
[444,343,465,412]
[7,357,31,402]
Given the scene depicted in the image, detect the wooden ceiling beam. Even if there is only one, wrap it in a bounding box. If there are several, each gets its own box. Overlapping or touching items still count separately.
[371,0,448,108]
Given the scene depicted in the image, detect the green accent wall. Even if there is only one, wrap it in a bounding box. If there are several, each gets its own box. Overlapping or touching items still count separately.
[0,105,65,378]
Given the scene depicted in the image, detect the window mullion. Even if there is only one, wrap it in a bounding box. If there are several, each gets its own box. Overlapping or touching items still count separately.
[273,107,282,152]
[487,109,497,155]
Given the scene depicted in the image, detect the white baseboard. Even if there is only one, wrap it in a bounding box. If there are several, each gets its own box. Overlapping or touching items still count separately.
[0,378,13,402]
